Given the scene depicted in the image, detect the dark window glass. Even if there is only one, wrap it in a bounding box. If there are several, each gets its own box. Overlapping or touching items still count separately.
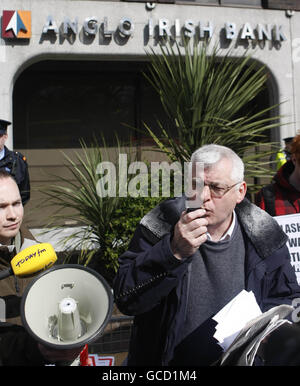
[177,0,219,4]
[264,0,300,10]
[13,60,175,149]
[13,58,274,152]
[220,0,262,6]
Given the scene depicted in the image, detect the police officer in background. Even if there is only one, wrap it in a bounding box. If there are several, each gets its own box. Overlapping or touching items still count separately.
[0,119,30,205]
[275,136,294,171]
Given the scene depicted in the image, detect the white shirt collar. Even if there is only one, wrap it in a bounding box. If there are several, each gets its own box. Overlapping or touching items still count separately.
[0,243,15,252]
[206,210,236,242]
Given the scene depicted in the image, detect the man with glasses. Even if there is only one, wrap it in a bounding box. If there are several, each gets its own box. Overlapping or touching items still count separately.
[114,144,300,366]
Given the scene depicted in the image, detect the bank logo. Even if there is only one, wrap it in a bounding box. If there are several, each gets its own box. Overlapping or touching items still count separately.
[2,10,31,39]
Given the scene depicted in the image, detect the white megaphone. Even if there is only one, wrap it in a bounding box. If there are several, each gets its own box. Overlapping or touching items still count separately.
[20,264,113,350]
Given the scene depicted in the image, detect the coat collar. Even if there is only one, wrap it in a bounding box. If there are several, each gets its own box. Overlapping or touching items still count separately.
[140,196,287,259]
[235,198,287,259]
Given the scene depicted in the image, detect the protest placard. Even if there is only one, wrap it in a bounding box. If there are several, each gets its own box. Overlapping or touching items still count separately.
[274,213,300,284]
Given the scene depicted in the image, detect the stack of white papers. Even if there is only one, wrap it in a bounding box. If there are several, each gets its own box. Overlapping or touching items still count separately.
[213,290,262,351]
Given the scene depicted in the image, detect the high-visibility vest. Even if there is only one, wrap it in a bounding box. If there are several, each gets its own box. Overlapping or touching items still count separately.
[275,150,287,170]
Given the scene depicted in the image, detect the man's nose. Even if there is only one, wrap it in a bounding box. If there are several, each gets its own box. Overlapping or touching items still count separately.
[201,184,211,202]
[6,205,17,220]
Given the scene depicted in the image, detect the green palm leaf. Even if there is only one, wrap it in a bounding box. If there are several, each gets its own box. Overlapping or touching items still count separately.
[36,137,123,268]
[143,41,284,193]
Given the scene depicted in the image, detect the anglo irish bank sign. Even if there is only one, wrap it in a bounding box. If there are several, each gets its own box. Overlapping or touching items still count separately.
[1,10,287,46]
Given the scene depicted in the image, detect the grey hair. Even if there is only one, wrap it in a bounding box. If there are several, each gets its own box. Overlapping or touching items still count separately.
[190,144,244,183]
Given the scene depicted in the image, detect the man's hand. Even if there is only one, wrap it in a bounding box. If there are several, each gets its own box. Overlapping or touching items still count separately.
[170,208,208,260]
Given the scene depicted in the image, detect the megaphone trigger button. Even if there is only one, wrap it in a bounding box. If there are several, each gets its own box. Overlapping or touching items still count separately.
[61,283,75,289]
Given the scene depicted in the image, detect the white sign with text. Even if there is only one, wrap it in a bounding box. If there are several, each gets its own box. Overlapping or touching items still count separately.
[274,213,300,284]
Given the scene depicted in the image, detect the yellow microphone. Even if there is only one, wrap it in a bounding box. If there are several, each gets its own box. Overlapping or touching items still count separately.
[0,243,57,280]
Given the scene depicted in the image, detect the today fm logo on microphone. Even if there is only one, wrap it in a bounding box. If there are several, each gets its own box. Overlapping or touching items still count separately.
[2,10,31,39]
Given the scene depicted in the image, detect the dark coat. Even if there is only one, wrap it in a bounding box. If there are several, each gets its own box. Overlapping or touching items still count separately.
[0,227,47,366]
[113,197,300,366]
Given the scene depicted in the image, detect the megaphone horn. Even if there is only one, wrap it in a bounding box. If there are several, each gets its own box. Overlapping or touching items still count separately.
[21,264,113,350]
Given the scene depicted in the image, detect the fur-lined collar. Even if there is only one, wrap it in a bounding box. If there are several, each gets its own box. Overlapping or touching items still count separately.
[140,197,287,259]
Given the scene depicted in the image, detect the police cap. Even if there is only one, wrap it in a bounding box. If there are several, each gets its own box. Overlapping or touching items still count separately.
[0,119,11,135]
[283,137,294,143]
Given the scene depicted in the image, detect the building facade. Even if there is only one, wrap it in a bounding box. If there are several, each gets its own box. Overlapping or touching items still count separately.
[1,0,300,228]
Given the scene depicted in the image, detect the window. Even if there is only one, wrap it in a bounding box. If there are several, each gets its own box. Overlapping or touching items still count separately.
[13,60,175,149]
[177,0,219,4]
[220,0,262,7]
[264,0,300,10]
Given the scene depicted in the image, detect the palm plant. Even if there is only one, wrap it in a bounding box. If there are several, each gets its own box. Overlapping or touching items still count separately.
[37,138,121,271]
[143,41,283,193]
[37,138,162,283]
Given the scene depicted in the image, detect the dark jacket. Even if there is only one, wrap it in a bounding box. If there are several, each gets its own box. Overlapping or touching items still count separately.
[0,146,30,205]
[0,227,47,366]
[113,197,300,366]
[255,160,300,216]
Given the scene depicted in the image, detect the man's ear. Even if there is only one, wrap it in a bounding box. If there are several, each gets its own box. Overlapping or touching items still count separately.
[236,181,247,204]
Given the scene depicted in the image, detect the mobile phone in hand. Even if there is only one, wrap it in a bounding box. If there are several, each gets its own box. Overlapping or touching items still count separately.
[186,207,201,213]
